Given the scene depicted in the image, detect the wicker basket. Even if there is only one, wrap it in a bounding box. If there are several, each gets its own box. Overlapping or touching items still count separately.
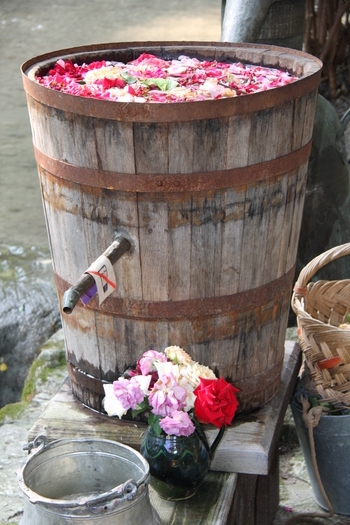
[292,243,350,406]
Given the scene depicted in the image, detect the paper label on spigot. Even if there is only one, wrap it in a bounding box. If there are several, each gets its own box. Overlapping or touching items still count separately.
[85,255,116,306]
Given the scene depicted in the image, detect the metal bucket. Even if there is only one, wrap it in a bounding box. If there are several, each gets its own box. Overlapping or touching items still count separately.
[18,435,161,525]
[291,401,350,515]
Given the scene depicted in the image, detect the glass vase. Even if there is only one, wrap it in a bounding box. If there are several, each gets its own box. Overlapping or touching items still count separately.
[140,424,224,501]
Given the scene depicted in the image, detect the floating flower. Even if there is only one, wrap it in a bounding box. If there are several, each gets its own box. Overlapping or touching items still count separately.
[84,66,114,84]
[36,54,298,104]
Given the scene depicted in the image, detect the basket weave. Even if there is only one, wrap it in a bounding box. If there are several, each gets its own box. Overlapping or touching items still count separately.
[292,243,350,406]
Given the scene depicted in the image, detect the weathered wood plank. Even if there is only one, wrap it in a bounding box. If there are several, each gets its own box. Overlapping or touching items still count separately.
[190,191,221,299]
[226,114,251,169]
[219,187,245,296]
[263,174,288,282]
[150,471,237,525]
[134,122,169,174]
[227,447,279,525]
[137,196,169,301]
[168,197,192,300]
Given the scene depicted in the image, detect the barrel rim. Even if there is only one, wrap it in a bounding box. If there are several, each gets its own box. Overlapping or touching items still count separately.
[21,41,322,123]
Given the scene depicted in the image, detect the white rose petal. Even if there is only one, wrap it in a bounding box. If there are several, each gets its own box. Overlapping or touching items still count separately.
[117,93,135,102]
[133,374,152,395]
[182,362,216,388]
[167,65,188,76]
[165,345,192,365]
[84,66,113,84]
[199,80,226,98]
[102,383,127,418]
[154,360,176,379]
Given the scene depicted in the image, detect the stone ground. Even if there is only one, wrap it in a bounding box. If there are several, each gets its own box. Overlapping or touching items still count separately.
[1,329,350,525]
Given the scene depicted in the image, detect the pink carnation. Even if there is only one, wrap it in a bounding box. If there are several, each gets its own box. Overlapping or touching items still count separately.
[139,350,168,375]
[113,377,145,411]
[149,373,187,417]
[159,411,195,437]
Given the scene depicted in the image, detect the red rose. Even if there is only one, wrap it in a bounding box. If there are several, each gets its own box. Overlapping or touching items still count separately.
[194,378,239,428]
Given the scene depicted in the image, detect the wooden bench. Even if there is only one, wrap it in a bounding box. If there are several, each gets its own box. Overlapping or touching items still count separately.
[28,341,301,525]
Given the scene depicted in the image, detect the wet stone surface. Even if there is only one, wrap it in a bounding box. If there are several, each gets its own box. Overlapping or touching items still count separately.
[0,243,61,408]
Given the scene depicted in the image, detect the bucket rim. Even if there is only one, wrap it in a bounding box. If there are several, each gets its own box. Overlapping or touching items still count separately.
[290,397,350,420]
[21,40,323,123]
[18,436,149,509]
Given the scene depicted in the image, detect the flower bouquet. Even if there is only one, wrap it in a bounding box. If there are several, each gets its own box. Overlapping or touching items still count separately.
[103,346,239,500]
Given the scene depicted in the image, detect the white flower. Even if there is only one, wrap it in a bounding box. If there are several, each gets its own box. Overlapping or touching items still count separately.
[178,375,196,412]
[102,383,127,418]
[153,360,175,379]
[199,79,226,98]
[167,64,188,76]
[133,96,147,103]
[116,93,135,102]
[165,346,192,365]
[107,87,127,98]
[84,66,114,84]
[133,374,152,395]
[181,362,216,388]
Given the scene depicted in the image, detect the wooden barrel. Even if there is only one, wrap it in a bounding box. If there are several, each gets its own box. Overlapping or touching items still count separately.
[22,42,322,413]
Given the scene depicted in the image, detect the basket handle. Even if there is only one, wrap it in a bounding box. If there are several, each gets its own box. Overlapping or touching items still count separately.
[293,243,350,295]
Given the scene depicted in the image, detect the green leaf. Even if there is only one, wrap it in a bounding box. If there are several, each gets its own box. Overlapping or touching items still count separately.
[121,71,137,84]
[309,396,319,408]
[77,80,86,85]
[148,413,163,436]
[142,78,178,91]
[131,399,150,417]
[225,73,235,84]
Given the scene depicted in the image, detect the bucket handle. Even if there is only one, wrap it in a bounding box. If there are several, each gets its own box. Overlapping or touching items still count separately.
[62,234,131,314]
[82,479,139,509]
[25,478,140,508]
[23,434,47,454]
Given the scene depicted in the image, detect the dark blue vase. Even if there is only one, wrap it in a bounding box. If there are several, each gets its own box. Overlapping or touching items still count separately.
[140,424,224,500]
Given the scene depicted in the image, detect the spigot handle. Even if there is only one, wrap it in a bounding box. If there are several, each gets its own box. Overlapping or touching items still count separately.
[62,235,131,314]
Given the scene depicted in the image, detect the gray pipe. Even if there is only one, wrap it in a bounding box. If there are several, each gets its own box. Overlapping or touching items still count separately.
[62,235,131,315]
[221,0,274,43]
